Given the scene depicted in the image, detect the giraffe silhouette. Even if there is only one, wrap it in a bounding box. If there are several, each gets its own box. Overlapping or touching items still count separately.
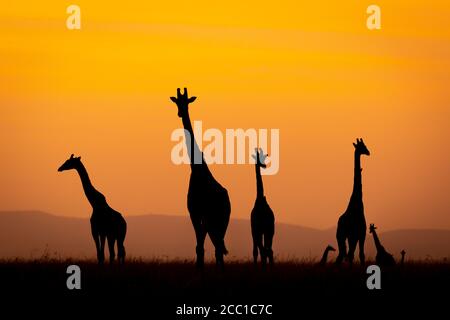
[170,88,231,268]
[369,224,396,267]
[400,250,406,266]
[251,148,275,266]
[336,138,370,266]
[319,245,336,266]
[58,154,127,264]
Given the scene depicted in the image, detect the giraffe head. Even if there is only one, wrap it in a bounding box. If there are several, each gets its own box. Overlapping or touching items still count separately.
[353,138,370,156]
[58,154,81,172]
[369,223,377,234]
[170,88,197,118]
[326,245,336,252]
[252,148,268,168]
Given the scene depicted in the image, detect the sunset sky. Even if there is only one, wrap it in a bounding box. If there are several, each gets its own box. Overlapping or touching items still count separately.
[0,1,449,231]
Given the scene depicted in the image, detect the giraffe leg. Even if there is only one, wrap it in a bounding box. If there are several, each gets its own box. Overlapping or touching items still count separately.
[117,242,126,264]
[359,237,366,266]
[253,232,264,266]
[216,242,225,268]
[99,234,106,265]
[209,232,226,269]
[335,217,347,265]
[118,218,127,264]
[192,219,206,269]
[92,234,102,264]
[107,236,116,264]
[91,224,103,264]
[260,237,267,267]
[347,238,358,266]
[335,238,347,265]
[252,239,259,265]
[264,232,274,266]
[117,229,126,264]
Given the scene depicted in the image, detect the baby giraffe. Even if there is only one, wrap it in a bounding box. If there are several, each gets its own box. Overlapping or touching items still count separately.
[58,154,127,264]
[400,250,406,266]
[251,148,275,266]
[369,224,395,267]
[319,245,336,266]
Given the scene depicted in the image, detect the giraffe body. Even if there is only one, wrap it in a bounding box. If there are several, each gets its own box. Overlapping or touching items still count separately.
[188,166,231,267]
[369,224,396,267]
[336,139,370,266]
[170,88,230,268]
[251,148,275,266]
[58,155,126,264]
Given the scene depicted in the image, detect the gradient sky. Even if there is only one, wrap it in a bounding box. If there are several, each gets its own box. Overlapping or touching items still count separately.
[0,1,449,230]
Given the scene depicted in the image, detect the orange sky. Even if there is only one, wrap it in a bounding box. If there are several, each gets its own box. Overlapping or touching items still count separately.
[0,1,449,230]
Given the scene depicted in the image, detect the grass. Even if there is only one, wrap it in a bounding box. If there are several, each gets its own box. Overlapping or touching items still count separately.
[1,258,449,295]
[0,258,449,316]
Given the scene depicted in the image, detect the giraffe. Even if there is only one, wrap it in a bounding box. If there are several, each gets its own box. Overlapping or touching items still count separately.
[336,138,370,266]
[58,154,127,264]
[250,148,275,266]
[400,250,406,266]
[369,224,396,267]
[319,245,336,266]
[170,88,231,268]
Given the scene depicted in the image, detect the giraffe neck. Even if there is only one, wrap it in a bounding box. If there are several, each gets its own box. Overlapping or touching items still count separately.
[372,231,383,252]
[255,164,264,200]
[320,249,331,264]
[351,151,362,199]
[75,162,103,208]
[181,112,207,172]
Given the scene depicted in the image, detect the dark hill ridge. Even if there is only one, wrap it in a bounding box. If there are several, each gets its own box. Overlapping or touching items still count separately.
[0,211,449,260]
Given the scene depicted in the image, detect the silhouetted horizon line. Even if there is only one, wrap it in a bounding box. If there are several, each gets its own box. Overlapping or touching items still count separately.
[1,209,449,233]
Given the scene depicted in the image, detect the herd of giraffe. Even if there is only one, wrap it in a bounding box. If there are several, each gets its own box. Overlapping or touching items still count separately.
[57,88,404,268]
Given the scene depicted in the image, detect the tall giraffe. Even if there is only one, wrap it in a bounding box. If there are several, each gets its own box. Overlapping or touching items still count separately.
[170,88,231,268]
[58,155,127,264]
[369,224,396,267]
[336,138,370,266]
[251,148,275,266]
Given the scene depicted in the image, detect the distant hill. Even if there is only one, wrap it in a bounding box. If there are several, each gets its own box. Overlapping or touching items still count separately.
[0,211,449,261]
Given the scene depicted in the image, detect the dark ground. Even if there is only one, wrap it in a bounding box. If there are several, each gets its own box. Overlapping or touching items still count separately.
[0,259,448,318]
